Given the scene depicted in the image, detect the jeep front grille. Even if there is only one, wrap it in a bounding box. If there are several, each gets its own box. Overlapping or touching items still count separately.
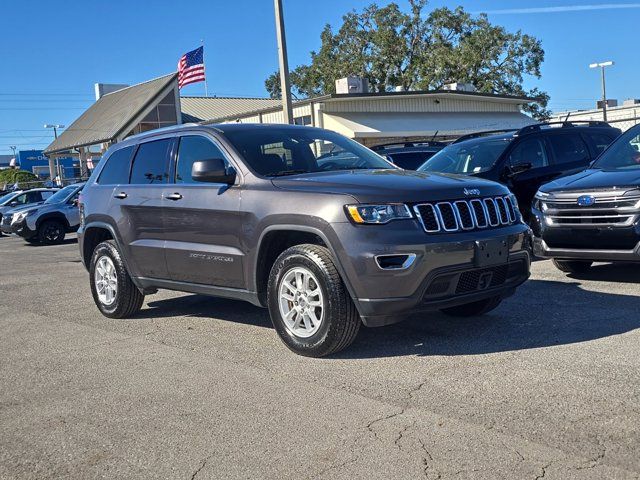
[414,196,519,234]
[541,190,640,227]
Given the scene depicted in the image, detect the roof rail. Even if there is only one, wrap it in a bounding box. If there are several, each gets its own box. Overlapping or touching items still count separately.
[371,141,447,151]
[514,120,612,137]
[452,129,517,144]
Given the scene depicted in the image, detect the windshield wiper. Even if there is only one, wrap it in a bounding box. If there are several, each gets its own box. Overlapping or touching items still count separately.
[267,169,309,177]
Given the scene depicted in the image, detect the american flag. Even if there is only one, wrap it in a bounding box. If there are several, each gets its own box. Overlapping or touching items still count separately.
[178,46,206,89]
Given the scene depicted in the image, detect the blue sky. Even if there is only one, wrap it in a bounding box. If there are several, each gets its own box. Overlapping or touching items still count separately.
[1,0,638,155]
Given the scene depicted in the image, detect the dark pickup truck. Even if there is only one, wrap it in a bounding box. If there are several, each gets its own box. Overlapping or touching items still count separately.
[78,124,531,357]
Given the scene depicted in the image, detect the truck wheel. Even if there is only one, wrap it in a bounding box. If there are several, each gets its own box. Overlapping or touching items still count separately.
[90,240,144,319]
[552,259,592,274]
[267,244,360,357]
[440,295,503,317]
[38,220,66,245]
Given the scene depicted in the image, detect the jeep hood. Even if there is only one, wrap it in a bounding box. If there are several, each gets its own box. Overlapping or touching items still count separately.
[271,169,508,203]
[539,168,640,194]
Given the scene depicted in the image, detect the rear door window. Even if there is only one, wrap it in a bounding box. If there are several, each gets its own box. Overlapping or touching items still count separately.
[547,133,590,165]
[98,146,134,185]
[508,138,549,169]
[130,139,172,184]
[584,132,616,156]
[25,191,43,203]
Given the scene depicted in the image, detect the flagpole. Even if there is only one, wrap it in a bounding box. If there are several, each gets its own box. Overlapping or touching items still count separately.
[201,39,208,97]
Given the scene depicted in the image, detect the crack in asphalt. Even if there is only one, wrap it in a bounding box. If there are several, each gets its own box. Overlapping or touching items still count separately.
[534,461,551,480]
[190,455,213,480]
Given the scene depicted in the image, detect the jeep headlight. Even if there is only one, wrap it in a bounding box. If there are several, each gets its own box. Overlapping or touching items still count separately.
[345,204,412,224]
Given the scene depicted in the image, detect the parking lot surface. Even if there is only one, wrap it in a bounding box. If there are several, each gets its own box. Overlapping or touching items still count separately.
[0,234,639,479]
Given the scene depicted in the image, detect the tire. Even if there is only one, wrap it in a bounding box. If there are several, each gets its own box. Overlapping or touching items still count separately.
[89,240,144,319]
[38,220,66,245]
[552,259,593,274]
[440,295,503,317]
[267,244,360,357]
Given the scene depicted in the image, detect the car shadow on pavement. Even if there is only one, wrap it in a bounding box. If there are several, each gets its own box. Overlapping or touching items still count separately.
[143,294,272,328]
[565,262,639,284]
[23,238,78,247]
[337,277,640,359]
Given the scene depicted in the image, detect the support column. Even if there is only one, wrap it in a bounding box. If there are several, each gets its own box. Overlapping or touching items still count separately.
[78,147,88,179]
[48,155,56,181]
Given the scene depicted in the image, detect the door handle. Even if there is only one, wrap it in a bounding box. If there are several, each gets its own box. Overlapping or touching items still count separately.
[113,192,127,199]
[165,193,183,201]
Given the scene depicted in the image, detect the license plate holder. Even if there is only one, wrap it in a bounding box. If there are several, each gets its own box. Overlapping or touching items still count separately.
[474,238,509,267]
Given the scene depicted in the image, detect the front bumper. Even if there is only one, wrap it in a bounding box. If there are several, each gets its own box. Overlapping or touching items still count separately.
[329,221,531,327]
[533,236,640,262]
[9,219,37,239]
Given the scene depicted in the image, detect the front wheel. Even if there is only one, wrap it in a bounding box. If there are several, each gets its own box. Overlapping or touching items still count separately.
[440,295,503,317]
[552,259,592,274]
[90,240,144,318]
[38,220,66,245]
[267,244,360,357]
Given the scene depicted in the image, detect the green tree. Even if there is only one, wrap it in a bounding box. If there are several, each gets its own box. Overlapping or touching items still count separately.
[265,0,550,119]
[0,169,42,189]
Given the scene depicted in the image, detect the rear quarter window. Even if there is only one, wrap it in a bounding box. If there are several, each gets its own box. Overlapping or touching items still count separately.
[97,146,134,185]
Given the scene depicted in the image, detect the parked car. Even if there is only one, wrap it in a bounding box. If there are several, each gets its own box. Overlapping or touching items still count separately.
[532,123,640,273]
[371,141,446,170]
[0,188,58,235]
[2,183,84,244]
[417,122,621,221]
[79,124,531,357]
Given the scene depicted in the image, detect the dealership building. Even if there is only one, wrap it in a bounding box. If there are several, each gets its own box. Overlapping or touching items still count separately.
[44,73,535,178]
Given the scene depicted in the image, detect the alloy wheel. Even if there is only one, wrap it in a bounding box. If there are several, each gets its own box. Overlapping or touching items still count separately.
[278,266,324,338]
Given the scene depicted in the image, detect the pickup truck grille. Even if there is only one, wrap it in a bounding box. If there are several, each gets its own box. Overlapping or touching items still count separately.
[541,190,640,227]
[413,195,518,234]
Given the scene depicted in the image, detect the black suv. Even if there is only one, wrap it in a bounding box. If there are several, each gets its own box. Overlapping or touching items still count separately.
[418,122,621,220]
[371,141,445,170]
[79,124,531,357]
[532,123,640,273]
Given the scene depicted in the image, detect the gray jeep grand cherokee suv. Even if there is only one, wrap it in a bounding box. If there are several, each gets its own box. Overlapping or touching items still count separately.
[79,124,531,357]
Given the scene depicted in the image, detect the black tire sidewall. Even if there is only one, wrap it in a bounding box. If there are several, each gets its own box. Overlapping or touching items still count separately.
[89,241,137,318]
[39,220,65,245]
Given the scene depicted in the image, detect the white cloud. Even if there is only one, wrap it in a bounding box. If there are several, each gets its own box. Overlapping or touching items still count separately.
[476,3,640,15]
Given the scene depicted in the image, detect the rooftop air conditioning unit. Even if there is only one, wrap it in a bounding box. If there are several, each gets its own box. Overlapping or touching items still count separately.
[335,76,369,95]
[623,99,640,106]
[442,82,476,93]
[597,99,618,109]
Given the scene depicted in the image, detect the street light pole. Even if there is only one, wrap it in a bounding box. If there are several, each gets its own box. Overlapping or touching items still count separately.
[274,0,294,124]
[44,124,65,181]
[589,61,614,122]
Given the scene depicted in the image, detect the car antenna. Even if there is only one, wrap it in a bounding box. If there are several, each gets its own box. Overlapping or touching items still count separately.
[430,130,439,143]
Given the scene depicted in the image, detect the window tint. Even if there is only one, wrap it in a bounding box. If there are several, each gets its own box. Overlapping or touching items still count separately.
[176,136,227,183]
[389,151,436,170]
[98,146,134,185]
[585,132,615,155]
[12,194,28,205]
[508,138,548,169]
[419,138,511,174]
[548,134,589,164]
[25,191,42,203]
[130,139,171,184]
[592,128,640,170]
[41,191,54,200]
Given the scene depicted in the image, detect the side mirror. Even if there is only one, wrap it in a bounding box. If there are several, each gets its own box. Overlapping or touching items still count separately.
[192,158,236,185]
[506,162,532,177]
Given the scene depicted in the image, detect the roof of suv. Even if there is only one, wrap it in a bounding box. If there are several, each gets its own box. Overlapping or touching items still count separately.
[452,121,619,146]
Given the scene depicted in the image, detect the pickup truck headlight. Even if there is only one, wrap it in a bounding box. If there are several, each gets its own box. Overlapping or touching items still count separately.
[345,204,412,224]
[532,191,550,212]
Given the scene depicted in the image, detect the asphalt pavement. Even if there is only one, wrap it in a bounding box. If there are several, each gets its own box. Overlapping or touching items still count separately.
[1,234,639,479]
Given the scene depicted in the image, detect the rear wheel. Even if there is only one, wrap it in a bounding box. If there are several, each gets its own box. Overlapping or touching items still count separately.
[90,240,144,318]
[440,295,503,317]
[552,259,592,274]
[267,244,360,357]
[38,220,65,245]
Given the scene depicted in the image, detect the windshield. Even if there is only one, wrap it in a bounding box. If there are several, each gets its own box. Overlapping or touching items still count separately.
[0,191,19,205]
[220,126,394,176]
[45,185,78,204]
[418,137,511,174]
[591,126,640,170]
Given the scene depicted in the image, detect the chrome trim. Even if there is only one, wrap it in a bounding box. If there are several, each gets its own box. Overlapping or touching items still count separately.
[484,198,500,227]
[435,202,459,232]
[470,199,488,228]
[413,204,440,232]
[374,253,417,270]
[453,201,474,230]
[497,197,510,224]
